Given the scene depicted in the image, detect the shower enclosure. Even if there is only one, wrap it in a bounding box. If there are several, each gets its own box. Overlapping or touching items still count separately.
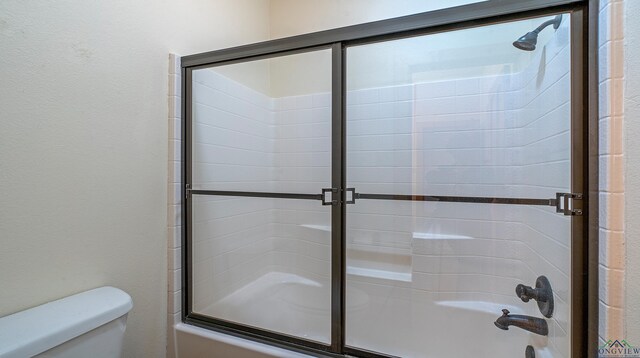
[180,1,597,357]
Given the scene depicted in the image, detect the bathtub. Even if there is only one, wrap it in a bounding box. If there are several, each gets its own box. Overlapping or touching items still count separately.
[173,323,311,358]
[173,270,556,357]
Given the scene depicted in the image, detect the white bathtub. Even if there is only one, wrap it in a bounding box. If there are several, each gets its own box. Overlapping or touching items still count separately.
[173,270,556,357]
[173,323,311,358]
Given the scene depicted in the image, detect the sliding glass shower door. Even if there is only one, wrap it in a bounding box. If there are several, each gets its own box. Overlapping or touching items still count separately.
[182,3,591,357]
[344,14,576,357]
[188,49,334,344]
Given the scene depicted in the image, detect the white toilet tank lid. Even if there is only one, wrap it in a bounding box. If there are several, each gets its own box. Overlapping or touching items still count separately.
[0,286,133,358]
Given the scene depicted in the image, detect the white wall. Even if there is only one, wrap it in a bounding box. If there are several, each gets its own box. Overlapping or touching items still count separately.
[0,1,270,357]
[269,0,484,38]
[269,1,559,95]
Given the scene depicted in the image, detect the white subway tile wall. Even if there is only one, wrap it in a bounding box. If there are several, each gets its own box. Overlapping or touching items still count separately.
[598,0,625,345]
[167,53,181,358]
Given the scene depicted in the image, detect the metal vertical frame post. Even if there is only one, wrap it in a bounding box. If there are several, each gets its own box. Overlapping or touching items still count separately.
[181,67,192,317]
[570,7,593,358]
[331,42,346,353]
[587,1,600,356]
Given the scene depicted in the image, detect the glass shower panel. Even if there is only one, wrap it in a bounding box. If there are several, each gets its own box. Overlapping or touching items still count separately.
[191,195,331,343]
[191,50,331,193]
[345,14,572,357]
[189,48,333,343]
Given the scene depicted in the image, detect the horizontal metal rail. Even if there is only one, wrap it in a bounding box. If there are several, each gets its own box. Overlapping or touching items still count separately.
[189,189,323,201]
[355,193,557,206]
[189,189,561,207]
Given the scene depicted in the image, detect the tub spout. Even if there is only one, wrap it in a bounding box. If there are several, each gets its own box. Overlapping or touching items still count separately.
[494,309,548,336]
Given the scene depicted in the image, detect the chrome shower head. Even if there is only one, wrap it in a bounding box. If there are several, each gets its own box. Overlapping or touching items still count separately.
[513,15,563,51]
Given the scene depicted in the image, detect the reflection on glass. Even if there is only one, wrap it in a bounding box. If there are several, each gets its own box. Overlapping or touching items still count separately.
[191,50,331,193]
[346,14,572,357]
[190,49,332,343]
[192,196,331,343]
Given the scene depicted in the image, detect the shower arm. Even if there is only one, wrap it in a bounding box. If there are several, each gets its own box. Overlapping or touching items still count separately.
[531,15,563,35]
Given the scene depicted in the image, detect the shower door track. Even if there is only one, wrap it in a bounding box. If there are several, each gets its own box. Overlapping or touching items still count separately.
[180,0,598,357]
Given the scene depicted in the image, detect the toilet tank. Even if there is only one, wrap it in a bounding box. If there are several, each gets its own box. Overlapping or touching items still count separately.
[0,286,133,358]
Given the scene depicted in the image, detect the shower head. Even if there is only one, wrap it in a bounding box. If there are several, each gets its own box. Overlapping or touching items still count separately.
[513,15,563,51]
[513,31,539,51]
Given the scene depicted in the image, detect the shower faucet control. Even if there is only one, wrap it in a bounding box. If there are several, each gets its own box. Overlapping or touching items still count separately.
[515,276,554,318]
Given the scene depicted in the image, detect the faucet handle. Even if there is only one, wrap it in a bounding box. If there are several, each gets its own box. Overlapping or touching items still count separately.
[516,284,533,302]
[514,276,554,318]
[501,309,510,316]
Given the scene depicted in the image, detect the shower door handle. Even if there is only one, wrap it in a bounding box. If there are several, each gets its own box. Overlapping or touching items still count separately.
[322,188,338,206]
[321,188,357,205]
[555,192,583,216]
[345,188,356,204]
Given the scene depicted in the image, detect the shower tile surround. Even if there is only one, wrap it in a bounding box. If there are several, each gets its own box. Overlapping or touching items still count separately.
[597,0,625,346]
[166,11,624,357]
